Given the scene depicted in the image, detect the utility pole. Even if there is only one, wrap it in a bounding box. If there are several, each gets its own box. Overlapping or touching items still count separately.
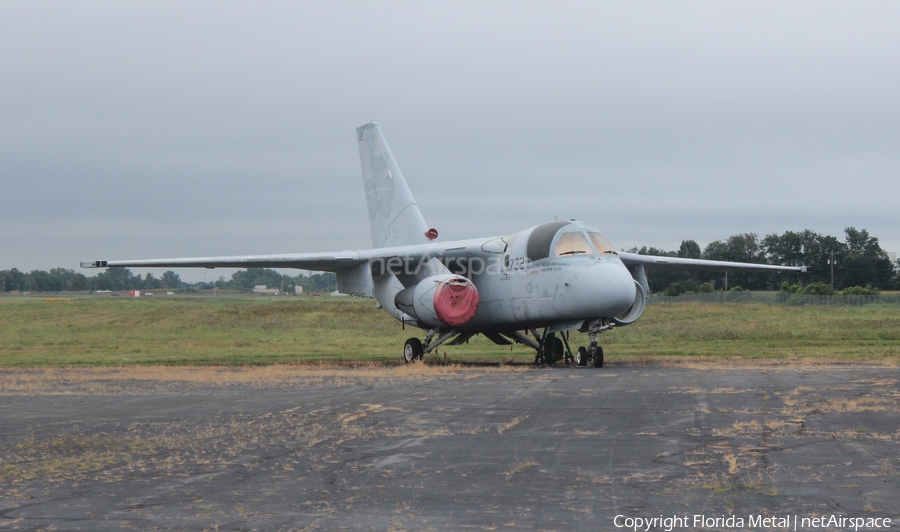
[828,251,836,289]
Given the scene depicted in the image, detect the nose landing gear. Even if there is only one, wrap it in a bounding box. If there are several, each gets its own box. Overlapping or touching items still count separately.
[571,321,610,367]
[585,325,606,367]
[533,327,606,368]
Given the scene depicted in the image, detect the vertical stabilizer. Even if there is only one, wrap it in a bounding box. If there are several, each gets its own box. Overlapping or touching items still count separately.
[357,122,429,249]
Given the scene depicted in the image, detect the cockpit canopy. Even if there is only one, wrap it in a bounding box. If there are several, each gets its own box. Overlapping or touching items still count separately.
[525,221,615,262]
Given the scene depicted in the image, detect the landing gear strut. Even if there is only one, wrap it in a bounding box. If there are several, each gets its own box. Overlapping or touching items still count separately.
[403,321,612,367]
[532,329,559,365]
[572,320,612,368]
[403,327,456,363]
[532,329,575,366]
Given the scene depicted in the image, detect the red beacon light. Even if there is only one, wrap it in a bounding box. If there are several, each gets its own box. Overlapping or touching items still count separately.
[425,228,438,240]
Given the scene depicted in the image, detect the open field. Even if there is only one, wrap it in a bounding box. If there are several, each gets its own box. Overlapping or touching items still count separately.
[1,295,899,366]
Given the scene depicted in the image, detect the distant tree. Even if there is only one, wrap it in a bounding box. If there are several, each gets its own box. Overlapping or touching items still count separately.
[143,273,162,290]
[161,271,182,289]
[662,279,714,296]
[1,268,26,291]
[94,267,137,291]
[762,230,837,288]
[627,246,685,293]
[839,227,894,289]
[307,272,337,293]
[28,270,61,292]
[48,268,88,291]
[839,285,879,296]
[800,282,834,296]
[678,240,702,259]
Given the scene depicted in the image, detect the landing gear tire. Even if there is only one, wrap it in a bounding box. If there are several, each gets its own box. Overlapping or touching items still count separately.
[552,337,564,363]
[593,346,604,368]
[404,338,424,363]
[576,346,588,367]
[535,334,565,365]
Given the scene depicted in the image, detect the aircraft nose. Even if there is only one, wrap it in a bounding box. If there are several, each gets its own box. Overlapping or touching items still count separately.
[564,261,635,318]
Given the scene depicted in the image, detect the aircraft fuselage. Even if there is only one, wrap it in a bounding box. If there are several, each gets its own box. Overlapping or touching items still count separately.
[372,220,641,334]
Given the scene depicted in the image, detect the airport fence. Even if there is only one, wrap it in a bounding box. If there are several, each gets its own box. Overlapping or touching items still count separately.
[648,292,900,306]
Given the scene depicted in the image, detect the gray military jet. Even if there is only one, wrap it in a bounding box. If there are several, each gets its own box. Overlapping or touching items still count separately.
[83,123,805,366]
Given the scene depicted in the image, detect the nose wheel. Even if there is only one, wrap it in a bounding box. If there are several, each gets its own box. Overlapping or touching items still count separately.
[591,345,604,368]
[576,346,589,366]
[575,345,604,367]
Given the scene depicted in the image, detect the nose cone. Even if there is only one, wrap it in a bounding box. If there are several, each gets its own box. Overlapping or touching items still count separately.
[564,262,635,318]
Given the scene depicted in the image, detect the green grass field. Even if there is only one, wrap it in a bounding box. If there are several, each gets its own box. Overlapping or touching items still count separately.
[1,295,899,367]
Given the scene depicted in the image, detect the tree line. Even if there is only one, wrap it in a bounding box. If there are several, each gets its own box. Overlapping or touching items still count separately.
[631,227,898,295]
[0,267,337,294]
[2,227,897,295]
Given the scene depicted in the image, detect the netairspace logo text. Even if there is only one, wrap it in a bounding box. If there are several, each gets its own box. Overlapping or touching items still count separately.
[613,514,892,531]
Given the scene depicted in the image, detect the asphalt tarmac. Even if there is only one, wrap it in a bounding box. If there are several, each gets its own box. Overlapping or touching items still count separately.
[1,364,898,531]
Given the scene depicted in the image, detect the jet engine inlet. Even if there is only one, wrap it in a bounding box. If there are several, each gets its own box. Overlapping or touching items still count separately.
[394,274,479,328]
[612,280,647,326]
[433,277,479,327]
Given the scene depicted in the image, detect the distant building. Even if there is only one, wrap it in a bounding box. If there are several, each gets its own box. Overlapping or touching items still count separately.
[252,285,279,295]
[294,286,303,295]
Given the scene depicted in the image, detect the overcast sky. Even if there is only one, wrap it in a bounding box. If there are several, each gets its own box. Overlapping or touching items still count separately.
[2,1,898,282]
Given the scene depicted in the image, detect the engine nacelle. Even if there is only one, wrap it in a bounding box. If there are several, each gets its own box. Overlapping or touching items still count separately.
[394,274,479,328]
[612,280,647,326]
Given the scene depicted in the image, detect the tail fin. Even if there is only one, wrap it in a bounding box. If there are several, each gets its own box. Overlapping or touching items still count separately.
[357,122,429,249]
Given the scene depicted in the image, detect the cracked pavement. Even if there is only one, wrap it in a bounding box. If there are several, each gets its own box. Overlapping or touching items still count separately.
[1,364,898,530]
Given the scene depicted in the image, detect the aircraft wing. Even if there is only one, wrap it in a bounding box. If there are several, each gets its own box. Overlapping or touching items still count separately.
[618,252,807,273]
[80,238,493,273]
[80,252,367,272]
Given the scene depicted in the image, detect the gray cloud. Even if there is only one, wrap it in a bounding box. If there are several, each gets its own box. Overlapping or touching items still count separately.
[2,1,898,281]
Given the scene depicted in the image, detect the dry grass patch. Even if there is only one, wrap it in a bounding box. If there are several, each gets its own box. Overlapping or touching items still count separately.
[503,458,539,481]
[497,415,529,434]
[0,364,522,395]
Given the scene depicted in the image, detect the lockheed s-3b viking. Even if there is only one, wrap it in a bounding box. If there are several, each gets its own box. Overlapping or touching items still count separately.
[82,123,806,366]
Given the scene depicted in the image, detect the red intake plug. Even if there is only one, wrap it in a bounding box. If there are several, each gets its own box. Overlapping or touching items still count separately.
[433,277,479,327]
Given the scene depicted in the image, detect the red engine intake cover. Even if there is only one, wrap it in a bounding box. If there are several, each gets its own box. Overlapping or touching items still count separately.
[432,277,479,327]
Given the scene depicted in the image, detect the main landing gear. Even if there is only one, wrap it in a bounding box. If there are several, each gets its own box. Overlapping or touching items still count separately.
[532,322,609,368]
[402,322,610,368]
[403,338,424,363]
[403,328,461,362]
